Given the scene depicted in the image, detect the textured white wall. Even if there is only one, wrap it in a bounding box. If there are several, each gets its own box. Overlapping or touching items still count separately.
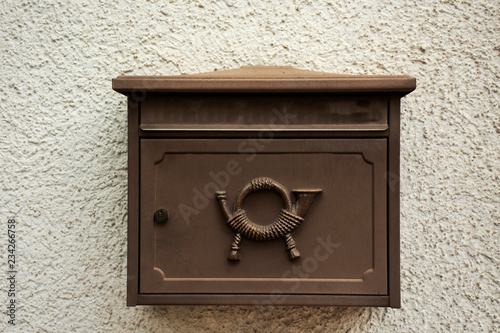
[1,0,498,332]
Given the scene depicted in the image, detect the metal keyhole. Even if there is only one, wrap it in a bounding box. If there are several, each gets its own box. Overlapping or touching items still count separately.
[154,209,169,223]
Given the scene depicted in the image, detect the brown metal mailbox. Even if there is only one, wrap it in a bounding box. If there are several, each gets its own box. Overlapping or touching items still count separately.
[112,66,415,307]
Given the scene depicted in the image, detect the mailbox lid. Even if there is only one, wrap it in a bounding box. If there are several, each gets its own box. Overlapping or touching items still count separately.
[139,138,387,296]
[113,66,416,94]
[139,93,389,133]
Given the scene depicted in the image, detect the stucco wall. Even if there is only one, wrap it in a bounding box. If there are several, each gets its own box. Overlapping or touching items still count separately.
[1,0,498,332]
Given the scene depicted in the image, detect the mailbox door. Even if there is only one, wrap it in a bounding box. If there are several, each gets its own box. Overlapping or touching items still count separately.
[139,139,387,297]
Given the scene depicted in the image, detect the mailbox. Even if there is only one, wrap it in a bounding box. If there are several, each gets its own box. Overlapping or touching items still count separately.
[112,66,416,307]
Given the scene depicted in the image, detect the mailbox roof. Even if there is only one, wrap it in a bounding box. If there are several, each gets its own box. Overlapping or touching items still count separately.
[113,66,416,95]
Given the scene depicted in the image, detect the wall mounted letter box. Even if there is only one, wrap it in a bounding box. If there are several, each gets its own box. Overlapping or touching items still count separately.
[112,66,416,307]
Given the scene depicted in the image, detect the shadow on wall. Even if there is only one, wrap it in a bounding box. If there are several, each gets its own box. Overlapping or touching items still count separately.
[143,305,376,331]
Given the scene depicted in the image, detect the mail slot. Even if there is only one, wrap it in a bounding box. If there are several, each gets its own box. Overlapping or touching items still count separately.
[113,66,416,307]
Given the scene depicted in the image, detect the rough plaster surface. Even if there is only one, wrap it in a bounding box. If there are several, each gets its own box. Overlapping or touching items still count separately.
[0,0,498,332]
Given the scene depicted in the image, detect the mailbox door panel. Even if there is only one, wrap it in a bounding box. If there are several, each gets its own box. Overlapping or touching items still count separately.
[140,139,387,295]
